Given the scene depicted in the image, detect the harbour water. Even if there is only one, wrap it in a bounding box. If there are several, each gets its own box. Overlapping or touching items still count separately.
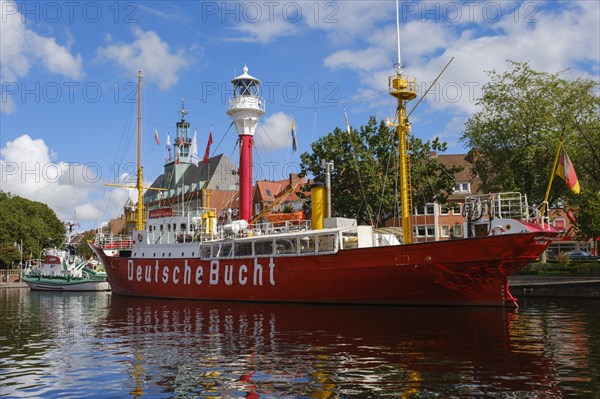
[1,289,598,398]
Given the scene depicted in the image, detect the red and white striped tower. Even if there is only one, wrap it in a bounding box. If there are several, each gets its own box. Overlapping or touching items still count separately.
[226,66,265,221]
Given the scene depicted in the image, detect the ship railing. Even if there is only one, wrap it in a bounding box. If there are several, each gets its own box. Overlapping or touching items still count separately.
[187,220,311,243]
[465,192,554,228]
[526,201,551,228]
[95,234,134,250]
[42,248,66,258]
[249,219,311,237]
[228,96,266,112]
[465,192,529,221]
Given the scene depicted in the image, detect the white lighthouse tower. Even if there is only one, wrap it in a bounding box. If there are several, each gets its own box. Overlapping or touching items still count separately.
[226,65,265,221]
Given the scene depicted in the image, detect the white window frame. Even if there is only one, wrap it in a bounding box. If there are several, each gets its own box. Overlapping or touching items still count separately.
[425,204,435,215]
[441,225,450,237]
[453,224,463,237]
[414,224,436,237]
[452,204,462,215]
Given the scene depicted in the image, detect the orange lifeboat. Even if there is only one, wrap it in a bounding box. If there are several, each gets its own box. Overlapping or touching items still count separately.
[265,211,304,223]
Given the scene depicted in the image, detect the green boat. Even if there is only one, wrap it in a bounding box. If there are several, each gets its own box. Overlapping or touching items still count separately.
[21,236,110,292]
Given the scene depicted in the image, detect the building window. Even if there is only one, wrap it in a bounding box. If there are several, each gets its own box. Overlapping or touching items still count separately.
[453,204,461,215]
[454,182,471,193]
[426,204,435,215]
[440,205,449,215]
[452,224,463,237]
[426,225,435,236]
[414,206,425,216]
[255,204,260,215]
[414,225,435,237]
[441,225,450,237]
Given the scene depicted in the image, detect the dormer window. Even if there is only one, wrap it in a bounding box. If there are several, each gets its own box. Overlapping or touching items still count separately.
[454,182,471,193]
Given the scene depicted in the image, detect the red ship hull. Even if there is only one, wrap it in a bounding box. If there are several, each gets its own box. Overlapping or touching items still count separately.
[93,230,555,307]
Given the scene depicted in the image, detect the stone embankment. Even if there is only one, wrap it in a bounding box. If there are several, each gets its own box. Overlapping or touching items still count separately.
[509,276,600,299]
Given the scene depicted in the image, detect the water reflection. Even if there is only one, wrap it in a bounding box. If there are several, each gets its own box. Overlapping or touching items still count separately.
[105,296,558,398]
[1,289,598,398]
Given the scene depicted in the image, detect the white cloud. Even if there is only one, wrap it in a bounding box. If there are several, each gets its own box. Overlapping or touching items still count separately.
[255,112,293,152]
[325,47,390,71]
[306,1,393,43]
[231,18,297,43]
[322,1,599,117]
[0,135,130,228]
[227,1,394,44]
[0,0,84,114]
[96,27,188,89]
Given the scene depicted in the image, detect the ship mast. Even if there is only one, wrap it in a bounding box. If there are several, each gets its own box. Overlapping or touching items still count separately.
[105,71,166,232]
[136,71,144,231]
[389,0,417,244]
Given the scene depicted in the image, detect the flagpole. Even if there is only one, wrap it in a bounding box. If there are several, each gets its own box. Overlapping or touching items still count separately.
[541,140,563,216]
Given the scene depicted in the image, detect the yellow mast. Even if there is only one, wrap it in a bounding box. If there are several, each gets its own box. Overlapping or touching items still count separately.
[388,0,417,244]
[136,71,144,231]
[541,140,563,217]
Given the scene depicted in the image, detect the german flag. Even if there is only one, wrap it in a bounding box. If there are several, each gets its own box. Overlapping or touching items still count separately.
[556,149,580,194]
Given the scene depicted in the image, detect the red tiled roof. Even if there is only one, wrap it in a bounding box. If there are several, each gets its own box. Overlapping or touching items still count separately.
[437,153,483,194]
[255,175,307,203]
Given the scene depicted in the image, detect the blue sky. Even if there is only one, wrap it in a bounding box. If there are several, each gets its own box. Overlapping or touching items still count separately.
[1,0,598,231]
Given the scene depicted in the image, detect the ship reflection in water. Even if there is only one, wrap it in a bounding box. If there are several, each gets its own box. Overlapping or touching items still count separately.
[110,298,564,399]
[1,290,599,398]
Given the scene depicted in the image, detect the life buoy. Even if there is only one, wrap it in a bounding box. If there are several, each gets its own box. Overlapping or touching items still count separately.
[490,225,505,235]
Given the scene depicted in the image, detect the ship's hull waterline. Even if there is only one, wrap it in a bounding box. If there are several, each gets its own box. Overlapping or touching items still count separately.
[22,278,110,292]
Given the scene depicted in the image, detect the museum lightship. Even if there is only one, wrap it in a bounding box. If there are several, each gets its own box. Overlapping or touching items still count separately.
[91,55,558,307]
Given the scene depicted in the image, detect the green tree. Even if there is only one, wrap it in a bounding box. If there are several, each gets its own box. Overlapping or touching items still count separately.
[461,61,600,203]
[570,192,600,253]
[300,117,461,227]
[0,243,21,268]
[0,192,65,267]
[76,230,96,260]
